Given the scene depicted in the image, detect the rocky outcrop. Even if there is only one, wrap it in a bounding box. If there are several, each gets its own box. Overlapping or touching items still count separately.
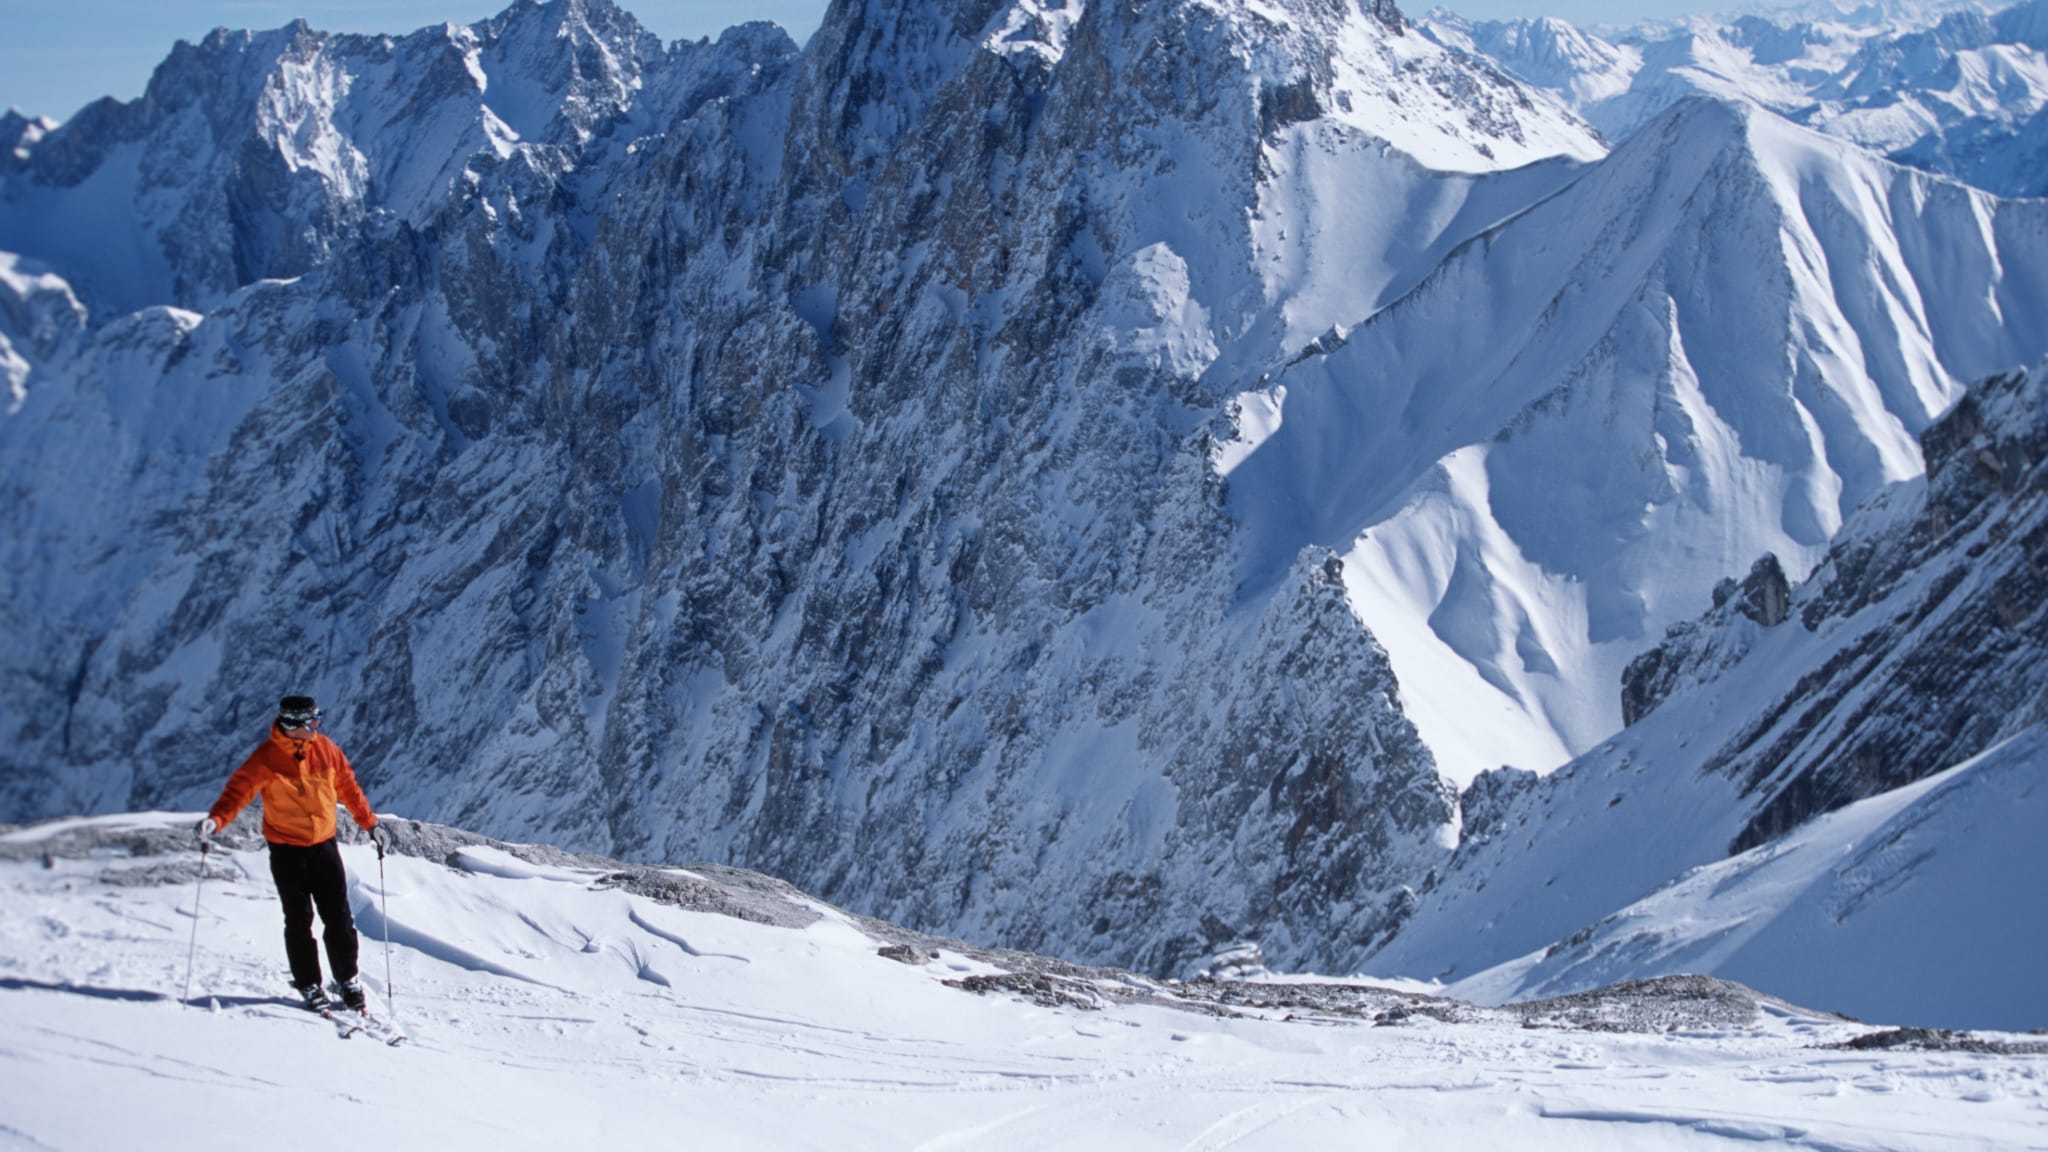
[1456,766,1538,849]
[1718,365,2048,853]
[1621,554,1793,727]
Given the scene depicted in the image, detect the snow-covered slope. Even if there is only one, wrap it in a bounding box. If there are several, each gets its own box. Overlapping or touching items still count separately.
[1222,96,2048,783]
[1451,726,2048,1031]
[3,811,2044,1150]
[1367,361,2048,1027]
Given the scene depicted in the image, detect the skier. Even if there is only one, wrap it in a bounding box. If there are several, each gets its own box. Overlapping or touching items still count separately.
[197,694,389,1014]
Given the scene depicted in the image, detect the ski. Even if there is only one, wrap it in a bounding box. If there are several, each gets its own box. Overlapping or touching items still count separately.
[332,1007,408,1046]
[252,998,402,1044]
[311,1006,365,1039]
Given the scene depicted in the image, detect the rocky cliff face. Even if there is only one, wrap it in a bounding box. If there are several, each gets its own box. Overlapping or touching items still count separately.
[2,0,1593,976]
[2,0,2041,979]
[1619,553,1792,728]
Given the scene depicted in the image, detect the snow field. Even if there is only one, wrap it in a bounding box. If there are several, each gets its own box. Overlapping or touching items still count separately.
[1446,726,2048,1032]
[2,814,2045,1151]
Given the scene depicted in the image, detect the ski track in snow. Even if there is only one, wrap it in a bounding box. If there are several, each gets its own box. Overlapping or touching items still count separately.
[2,817,2045,1150]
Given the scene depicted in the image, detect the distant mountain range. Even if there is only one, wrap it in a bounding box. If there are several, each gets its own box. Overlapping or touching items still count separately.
[1423,0,2048,195]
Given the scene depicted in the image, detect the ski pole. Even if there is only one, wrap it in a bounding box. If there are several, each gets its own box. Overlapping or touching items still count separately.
[377,835,395,1019]
[182,835,210,1005]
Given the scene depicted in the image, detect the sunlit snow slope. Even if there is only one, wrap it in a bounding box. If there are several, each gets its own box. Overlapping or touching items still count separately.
[3,812,2045,1151]
[1220,96,2048,784]
[1367,360,2048,1031]
[1451,726,2048,1031]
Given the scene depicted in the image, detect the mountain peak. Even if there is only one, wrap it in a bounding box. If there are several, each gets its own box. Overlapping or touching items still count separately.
[1,109,55,170]
[487,0,639,39]
[474,0,666,143]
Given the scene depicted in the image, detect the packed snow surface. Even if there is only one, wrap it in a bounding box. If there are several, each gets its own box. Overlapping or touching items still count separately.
[2,813,2045,1150]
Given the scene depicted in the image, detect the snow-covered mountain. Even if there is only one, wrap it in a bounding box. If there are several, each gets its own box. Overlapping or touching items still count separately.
[1225,95,2047,785]
[1367,361,2048,1029]
[1425,0,2048,196]
[1,0,2042,990]
[8,811,2044,1148]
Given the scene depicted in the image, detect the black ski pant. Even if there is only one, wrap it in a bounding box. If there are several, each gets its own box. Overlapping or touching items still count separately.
[267,838,358,989]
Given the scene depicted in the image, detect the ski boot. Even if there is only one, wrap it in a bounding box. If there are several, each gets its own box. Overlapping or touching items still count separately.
[335,977,367,1012]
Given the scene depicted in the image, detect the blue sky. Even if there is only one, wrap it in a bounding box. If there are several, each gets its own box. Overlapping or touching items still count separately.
[4,0,1734,125]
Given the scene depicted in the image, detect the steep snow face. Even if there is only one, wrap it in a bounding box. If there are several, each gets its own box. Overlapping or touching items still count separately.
[1450,726,2048,1031]
[1368,361,2048,1009]
[1219,97,2048,784]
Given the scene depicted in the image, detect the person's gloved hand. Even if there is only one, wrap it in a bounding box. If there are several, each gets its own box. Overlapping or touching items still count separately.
[369,823,390,857]
[194,816,216,842]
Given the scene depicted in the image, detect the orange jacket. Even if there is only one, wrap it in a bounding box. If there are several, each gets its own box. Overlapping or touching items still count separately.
[208,726,376,846]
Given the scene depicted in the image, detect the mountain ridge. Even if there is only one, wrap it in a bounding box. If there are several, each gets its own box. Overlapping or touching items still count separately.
[1427,0,2048,196]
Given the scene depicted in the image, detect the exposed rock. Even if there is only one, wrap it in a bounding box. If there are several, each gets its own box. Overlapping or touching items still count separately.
[1731,554,1791,628]
[1621,554,1793,728]
[1720,366,2048,853]
[1830,1027,2048,1055]
[1456,766,1537,847]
